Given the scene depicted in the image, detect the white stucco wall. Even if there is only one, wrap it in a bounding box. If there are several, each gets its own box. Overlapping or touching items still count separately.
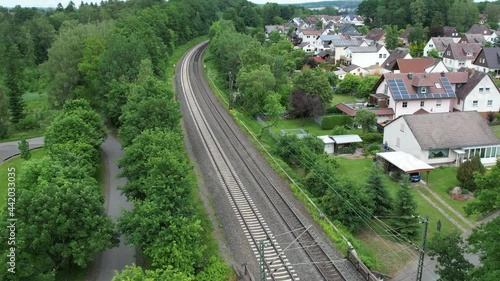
[458,77,500,113]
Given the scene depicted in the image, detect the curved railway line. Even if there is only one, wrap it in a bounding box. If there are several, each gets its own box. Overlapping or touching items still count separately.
[178,42,361,281]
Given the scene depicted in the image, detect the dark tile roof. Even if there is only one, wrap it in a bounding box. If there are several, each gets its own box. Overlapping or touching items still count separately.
[383,48,410,70]
[443,26,460,37]
[443,43,482,60]
[338,23,360,36]
[396,58,438,73]
[366,28,385,41]
[459,34,487,45]
[401,111,500,149]
[399,28,412,39]
[456,70,498,99]
[473,47,500,69]
[429,37,455,52]
[467,24,493,35]
[343,64,361,72]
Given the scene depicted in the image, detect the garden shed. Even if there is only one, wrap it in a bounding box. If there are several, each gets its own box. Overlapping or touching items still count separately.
[318,134,362,154]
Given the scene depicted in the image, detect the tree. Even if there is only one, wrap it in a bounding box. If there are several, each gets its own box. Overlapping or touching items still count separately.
[408,24,428,46]
[235,65,276,116]
[338,74,362,96]
[448,0,479,32]
[18,139,31,160]
[456,155,485,191]
[262,92,284,129]
[486,3,500,29]
[427,48,441,59]
[465,159,500,216]
[268,30,281,44]
[354,109,377,133]
[392,183,418,238]
[356,76,379,99]
[292,69,334,104]
[467,217,500,280]
[289,91,324,119]
[366,164,392,216]
[410,0,428,26]
[384,25,400,51]
[428,232,473,281]
[4,43,25,123]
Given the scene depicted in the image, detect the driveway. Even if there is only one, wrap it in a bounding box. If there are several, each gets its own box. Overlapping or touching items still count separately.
[0,137,44,162]
[91,132,135,280]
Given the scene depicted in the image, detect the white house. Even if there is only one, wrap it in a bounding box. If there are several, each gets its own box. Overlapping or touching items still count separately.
[343,45,389,68]
[442,43,482,72]
[331,38,363,63]
[423,37,455,57]
[374,72,469,118]
[342,64,369,77]
[297,29,323,46]
[454,70,500,116]
[295,42,315,53]
[383,111,500,166]
[472,48,500,76]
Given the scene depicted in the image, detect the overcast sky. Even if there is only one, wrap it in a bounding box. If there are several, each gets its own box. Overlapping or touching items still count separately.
[0,0,488,8]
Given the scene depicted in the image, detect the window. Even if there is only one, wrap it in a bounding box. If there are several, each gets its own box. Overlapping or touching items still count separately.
[420,101,425,107]
[379,54,383,58]
[459,61,466,66]
[485,87,490,93]
[428,148,449,158]
[447,51,450,55]
[383,54,387,58]
[436,100,442,107]
[384,84,388,95]
[479,87,484,93]
[396,137,400,148]
[434,82,442,89]
[402,101,408,108]
[473,100,478,107]
[421,87,427,94]
[400,123,405,132]
[466,52,472,56]
[429,44,434,48]
[487,100,493,107]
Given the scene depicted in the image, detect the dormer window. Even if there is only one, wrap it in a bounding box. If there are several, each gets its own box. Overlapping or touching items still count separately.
[447,51,451,55]
[421,87,427,94]
[466,52,472,56]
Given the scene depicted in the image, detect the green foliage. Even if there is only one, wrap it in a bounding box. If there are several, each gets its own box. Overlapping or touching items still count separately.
[354,109,377,133]
[112,264,193,281]
[236,65,276,116]
[448,0,479,32]
[361,132,383,144]
[392,183,418,238]
[331,126,348,135]
[427,48,441,59]
[356,76,379,99]
[337,74,362,95]
[465,159,500,216]
[384,25,399,51]
[320,115,353,130]
[292,69,334,104]
[14,115,40,130]
[428,232,473,281]
[456,155,485,191]
[18,139,31,160]
[195,257,230,281]
[365,164,392,216]
[467,217,500,280]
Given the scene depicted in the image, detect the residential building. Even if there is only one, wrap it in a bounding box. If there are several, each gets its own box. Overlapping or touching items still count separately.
[342,64,369,77]
[423,37,455,57]
[373,72,469,118]
[442,43,482,71]
[265,25,286,38]
[472,47,500,76]
[454,70,500,117]
[338,23,361,36]
[394,58,449,73]
[365,28,386,46]
[459,33,487,45]
[297,29,323,46]
[383,111,500,166]
[331,38,362,62]
[443,26,461,42]
[398,28,412,46]
[382,48,412,71]
[342,14,364,26]
[336,100,395,123]
[342,45,389,68]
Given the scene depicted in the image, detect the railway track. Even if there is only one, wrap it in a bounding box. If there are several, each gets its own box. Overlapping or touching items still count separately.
[178,42,352,281]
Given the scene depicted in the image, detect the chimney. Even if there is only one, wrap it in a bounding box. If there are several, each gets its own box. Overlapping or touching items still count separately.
[440,71,445,77]
[407,72,413,79]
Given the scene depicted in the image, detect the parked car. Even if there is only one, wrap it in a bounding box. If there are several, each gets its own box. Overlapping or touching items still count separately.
[409,172,421,182]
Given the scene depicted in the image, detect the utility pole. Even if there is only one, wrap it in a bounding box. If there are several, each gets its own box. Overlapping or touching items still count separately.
[259,240,266,281]
[416,216,429,281]
[228,71,234,110]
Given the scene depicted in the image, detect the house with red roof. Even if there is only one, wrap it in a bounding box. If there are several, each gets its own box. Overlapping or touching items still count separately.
[394,58,449,74]
[373,72,469,118]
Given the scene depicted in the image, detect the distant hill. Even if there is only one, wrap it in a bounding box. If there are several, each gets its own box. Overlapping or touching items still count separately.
[291,1,362,9]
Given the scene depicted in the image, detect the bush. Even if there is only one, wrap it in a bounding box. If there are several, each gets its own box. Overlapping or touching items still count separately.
[462,188,469,195]
[390,170,404,182]
[363,143,380,156]
[456,155,485,191]
[325,106,341,114]
[15,115,40,131]
[361,132,383,144]
[497,112,500,121]
[331,126,348,135]
[321,115,352,130]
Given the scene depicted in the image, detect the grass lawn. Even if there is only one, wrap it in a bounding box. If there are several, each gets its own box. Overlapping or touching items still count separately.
[0,92,54,143]
[492,125,500,139]
[331,92,357,105]
[0,149,46,207]
[427,166,478,222]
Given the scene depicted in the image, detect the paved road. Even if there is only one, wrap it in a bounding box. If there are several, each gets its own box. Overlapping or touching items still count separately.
[91,133,135,281]
[0,137,44,162]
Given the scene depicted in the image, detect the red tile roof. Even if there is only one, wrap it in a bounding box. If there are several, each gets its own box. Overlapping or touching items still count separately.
[396,58,437,73]
[335,103,394,117]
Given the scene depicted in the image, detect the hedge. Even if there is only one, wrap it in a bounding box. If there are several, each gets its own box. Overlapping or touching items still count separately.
[321,115,353,130]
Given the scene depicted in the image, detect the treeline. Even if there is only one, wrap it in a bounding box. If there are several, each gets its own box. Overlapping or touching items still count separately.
[358,0,500,32]
[0,99,117,280]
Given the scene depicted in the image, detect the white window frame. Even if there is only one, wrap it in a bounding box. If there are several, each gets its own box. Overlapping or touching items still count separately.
[473,100,478,107]
[436,100,442,107]
[487,100,493,107]
[479,87,484,93]
[402,101,408,108]
[420,101,425,107]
